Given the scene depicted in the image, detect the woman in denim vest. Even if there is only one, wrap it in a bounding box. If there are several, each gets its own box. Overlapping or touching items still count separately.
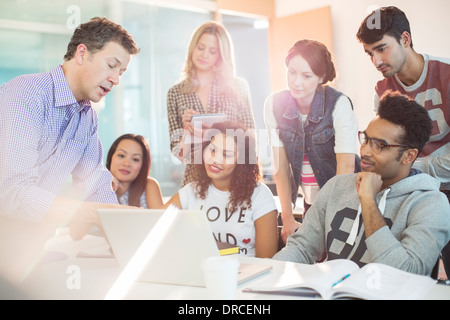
[264,40,360,245]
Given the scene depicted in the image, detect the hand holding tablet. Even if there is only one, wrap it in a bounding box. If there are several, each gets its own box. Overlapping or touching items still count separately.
[191,113,227,128]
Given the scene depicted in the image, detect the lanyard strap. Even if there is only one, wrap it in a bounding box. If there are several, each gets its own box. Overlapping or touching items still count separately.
[346,188,390,246]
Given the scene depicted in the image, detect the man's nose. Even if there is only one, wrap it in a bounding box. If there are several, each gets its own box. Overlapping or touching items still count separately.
[372,52,383,67]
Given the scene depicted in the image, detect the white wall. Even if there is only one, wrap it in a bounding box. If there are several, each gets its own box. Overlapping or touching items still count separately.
[275,0,450,132]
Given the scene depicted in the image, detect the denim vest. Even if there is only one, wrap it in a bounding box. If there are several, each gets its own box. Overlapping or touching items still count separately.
[272,86,360,204]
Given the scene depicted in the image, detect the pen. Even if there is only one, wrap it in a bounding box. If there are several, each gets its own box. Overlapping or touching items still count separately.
[332,274,350,287]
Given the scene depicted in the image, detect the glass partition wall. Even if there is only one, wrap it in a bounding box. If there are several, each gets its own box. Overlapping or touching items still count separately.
[0,0,270,197]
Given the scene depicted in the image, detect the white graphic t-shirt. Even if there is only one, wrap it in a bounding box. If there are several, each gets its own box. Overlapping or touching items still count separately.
[178,182,277,257]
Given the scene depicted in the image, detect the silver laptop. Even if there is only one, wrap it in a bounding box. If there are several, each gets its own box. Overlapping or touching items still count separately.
[98,207,272,288]
[98,207,220,287]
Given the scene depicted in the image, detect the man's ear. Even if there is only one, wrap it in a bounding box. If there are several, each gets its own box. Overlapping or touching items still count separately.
[74,44,88,64]
[400,31,412,48]
[402,148,419,165]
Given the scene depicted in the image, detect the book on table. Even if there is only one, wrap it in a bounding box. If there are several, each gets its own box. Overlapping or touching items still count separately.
[242,259,436,300]
[216,241,239,256]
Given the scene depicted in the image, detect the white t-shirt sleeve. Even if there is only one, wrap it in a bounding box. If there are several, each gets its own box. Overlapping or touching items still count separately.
[332,95,359,154]
[177,183,195,209]
[373,91,380,114]
[266,93,358,154]
[251,183,278,221]
[263,94,283,147]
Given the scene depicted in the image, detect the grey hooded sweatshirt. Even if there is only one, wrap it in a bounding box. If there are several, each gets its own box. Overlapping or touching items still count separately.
[273,171,450,276]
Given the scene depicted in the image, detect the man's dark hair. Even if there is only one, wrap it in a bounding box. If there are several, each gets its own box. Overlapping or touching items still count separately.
[356,6,413,48]
[64,17,139,61]
[377,90,431,156]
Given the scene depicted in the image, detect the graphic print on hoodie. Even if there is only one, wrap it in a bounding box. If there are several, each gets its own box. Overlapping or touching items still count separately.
[274,170,450,275]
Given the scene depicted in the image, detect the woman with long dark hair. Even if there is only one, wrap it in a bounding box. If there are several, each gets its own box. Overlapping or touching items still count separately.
[106,134,163,208]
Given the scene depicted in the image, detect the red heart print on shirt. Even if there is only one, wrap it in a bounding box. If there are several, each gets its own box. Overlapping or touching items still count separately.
[242,238,251,244]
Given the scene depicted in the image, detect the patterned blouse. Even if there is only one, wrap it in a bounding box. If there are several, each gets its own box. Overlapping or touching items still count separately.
[118,190,147,208]
[167,76,255,186]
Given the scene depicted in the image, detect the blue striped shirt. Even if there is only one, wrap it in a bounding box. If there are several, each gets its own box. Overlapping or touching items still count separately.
[0,65,118,222]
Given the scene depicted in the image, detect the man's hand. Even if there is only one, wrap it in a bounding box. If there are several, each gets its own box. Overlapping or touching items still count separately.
[68,202,131,240]
[356,172,387,238]
[280,214,301,244]
[356,172,382,201]
[111,176,120,192]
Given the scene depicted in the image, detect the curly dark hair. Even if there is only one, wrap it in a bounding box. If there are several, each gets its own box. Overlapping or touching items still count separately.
[377,90,432,158]
[191,121,261,214]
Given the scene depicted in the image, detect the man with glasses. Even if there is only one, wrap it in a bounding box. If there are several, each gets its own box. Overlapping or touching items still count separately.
[273,91,450,276]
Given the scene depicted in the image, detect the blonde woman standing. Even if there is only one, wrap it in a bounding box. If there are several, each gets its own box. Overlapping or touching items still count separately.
[167,21,255,186]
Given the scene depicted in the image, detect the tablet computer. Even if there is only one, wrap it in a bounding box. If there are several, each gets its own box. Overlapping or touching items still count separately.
[191,113,227,128]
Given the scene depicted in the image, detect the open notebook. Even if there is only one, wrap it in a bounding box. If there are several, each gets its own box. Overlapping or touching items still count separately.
[98,207,271,287]
[243,259,436,300]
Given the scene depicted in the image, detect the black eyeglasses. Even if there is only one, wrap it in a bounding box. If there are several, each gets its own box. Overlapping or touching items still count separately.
[358,131,412,154]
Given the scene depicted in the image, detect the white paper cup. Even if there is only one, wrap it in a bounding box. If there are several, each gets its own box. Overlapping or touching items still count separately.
[201,255,240,300]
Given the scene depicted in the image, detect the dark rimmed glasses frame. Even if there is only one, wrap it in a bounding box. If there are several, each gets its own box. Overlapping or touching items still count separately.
[358,131,413,154]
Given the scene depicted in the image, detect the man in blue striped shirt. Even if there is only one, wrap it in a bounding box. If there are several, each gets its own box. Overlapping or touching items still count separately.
[0,17,139,281]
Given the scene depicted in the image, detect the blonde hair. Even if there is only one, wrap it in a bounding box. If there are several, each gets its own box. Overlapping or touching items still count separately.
[180,21,236,94]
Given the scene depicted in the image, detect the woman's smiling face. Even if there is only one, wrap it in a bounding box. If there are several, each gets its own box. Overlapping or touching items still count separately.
[192,33,220,73]
[110,139,144,185]
[203,133,237,190]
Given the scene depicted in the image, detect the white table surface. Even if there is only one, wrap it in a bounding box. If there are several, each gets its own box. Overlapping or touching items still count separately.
[15,229,450,300]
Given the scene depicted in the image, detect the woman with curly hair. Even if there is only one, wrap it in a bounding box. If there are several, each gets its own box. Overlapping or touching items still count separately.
[165,122,278,258]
